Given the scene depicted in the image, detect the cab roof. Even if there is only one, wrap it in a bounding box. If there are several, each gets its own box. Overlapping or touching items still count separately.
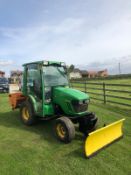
[23,60,64,67]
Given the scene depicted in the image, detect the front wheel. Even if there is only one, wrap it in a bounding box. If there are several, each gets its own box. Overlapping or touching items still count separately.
[54,117,75,143]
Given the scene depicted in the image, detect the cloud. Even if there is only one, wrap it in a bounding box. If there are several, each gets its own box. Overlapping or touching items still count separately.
[0,59,13,66]
[0,0,131,71]
[0,13,131,65]
[0,17,86,58]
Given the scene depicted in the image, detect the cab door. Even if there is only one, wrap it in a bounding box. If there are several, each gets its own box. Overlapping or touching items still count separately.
[26,64,43,115]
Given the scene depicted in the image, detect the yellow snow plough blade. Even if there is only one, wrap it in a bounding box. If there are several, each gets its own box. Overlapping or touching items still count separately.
[85,118,125,158]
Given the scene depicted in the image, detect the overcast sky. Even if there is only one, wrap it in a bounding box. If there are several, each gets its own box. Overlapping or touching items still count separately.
[0,0,131,75]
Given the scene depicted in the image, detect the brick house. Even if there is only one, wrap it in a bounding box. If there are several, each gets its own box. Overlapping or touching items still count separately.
[87,71,98,78]
[87,69,108,78]
[97,69,108,77]
[69,68,108,79]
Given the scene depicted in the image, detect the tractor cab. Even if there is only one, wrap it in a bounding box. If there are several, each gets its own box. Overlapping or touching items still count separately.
[22,61,71,117]
[21,61,91,118]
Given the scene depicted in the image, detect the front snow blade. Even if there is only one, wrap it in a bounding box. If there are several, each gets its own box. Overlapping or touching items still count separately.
[85,118,125,158]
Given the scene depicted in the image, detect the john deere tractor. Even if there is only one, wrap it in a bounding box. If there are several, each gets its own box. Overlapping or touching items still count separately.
[9,60,125,158]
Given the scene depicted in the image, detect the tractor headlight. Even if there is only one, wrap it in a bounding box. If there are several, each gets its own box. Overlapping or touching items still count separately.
[79,100,83,105]
[84,99,89,104]
[78,100,89,105]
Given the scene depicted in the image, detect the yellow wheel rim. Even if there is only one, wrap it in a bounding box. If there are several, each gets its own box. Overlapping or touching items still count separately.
[22,107,30,121]
[56,123,66,138]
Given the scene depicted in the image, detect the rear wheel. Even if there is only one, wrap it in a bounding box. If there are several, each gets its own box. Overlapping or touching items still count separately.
[20,101,37,125]
[54,117,75,143]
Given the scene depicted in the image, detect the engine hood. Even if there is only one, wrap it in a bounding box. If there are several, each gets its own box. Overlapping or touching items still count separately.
[53,87,89,101]
[52,86,89,115]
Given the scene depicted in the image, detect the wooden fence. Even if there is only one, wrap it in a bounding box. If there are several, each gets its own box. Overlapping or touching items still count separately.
[70,81,131,107]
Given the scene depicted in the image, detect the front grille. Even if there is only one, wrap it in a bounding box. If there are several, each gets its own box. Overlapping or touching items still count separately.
[72,100,88,113]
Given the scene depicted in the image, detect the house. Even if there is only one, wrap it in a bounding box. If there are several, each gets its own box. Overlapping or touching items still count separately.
[10,70,23,84]
[97,69,108,77]
[0,71,5,77]
[87,71,98,78]
[81,70,88,78]
[87,69,108,78]
[69,68,82,79]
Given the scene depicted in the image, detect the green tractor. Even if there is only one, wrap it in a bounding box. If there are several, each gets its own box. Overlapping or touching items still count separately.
[9,60,124,158]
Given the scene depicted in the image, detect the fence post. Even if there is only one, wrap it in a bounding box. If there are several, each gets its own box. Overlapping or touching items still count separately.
[71,81,73,88]
[85,81,87,93]
[103,82,106,104]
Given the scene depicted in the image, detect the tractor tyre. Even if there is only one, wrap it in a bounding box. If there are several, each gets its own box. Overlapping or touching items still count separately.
[20,101,37,126]
[54,117,75,143]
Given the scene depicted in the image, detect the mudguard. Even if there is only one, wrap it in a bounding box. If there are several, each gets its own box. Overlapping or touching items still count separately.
[27,95,37,113]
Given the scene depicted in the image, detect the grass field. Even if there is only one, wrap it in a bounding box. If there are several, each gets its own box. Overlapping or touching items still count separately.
[87,78,131,84]
[0,93,131,175]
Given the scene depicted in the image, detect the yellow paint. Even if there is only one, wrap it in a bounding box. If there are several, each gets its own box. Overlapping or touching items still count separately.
[85,118,125,158]
[22,107,30,121]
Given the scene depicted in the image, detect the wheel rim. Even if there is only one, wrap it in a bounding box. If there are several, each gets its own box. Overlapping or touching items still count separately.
[56,123,66,138]
[22,107,30,121]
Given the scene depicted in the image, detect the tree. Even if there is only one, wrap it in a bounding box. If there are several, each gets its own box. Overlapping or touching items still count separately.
[68,64,75,73]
